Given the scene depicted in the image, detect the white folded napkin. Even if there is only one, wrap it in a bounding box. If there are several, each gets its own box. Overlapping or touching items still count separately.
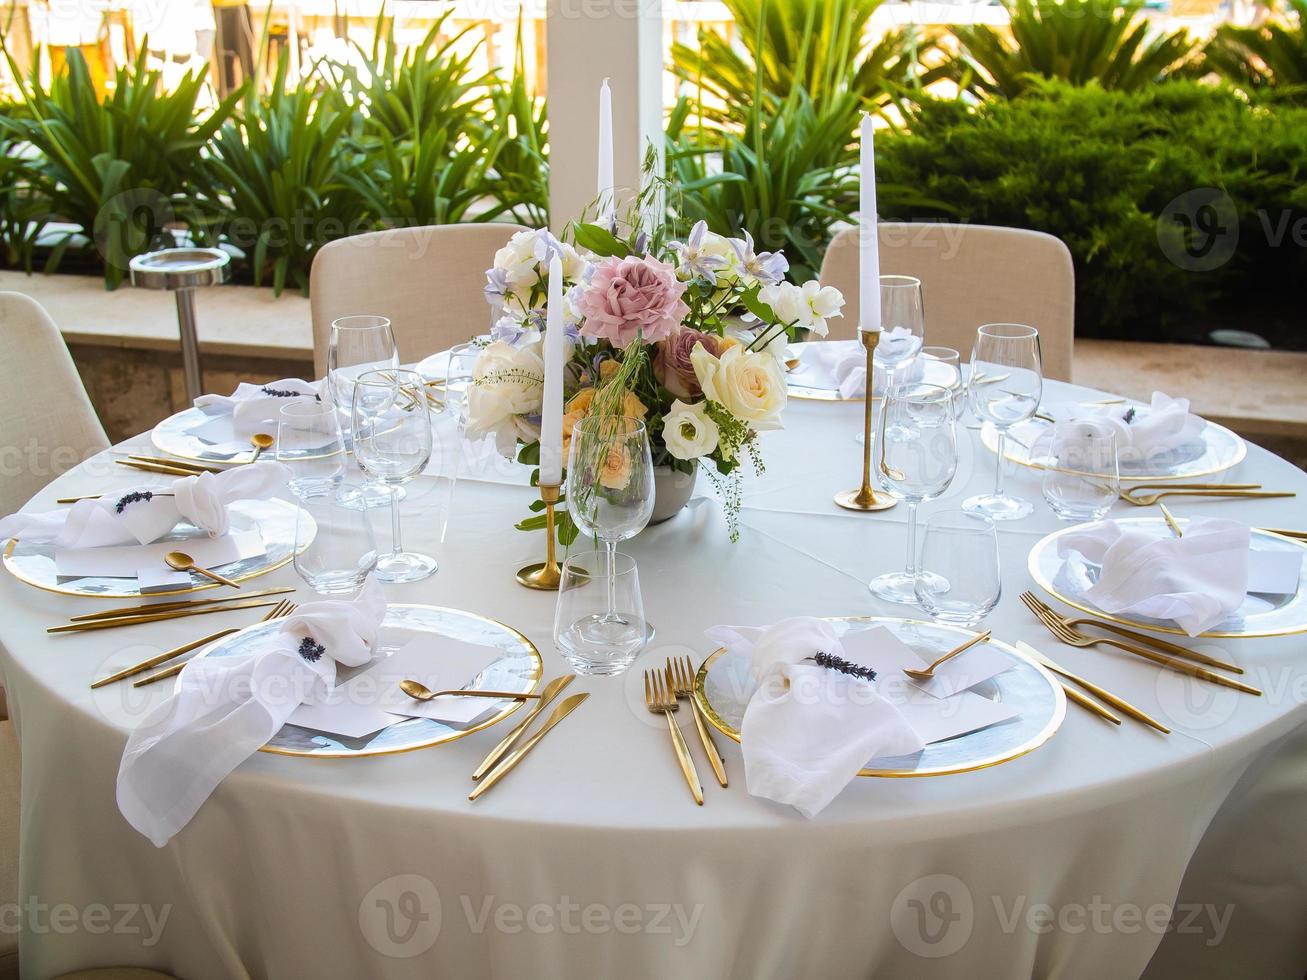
[1032,391,1205,461]
[794,331,924,398]
[118,576,387,847]
[0,462,290,549]
[194,379,322,439]
[705,617,924,818]
[1057,519,1249,635]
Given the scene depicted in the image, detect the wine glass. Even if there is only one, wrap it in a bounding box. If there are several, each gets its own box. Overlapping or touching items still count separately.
[554,551,647,676]
[915,510,1002,627]
[1041,419,1120,522]
[920,346,963,420]
[964,323,1043,520]
[869,383,958,603]
[563,416,654,667]
[350,369,436,584]
[276,400,346,498]
[876,275,925,386]
[328,315,400,431]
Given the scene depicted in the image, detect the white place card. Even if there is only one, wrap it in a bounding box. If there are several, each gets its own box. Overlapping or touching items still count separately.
[136,565,193,593]
[55,530,265,579]
[185,415,249,457]
[286,636,507,737]
[841,627,1012,700]
[893,691,1021,746]
[1248,549,1303,595]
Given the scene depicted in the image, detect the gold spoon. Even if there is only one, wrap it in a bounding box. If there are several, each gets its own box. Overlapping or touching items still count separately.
[248,433,275,463]
[165,551,242,589]
[399,679,541,702]
[902,630,992,681]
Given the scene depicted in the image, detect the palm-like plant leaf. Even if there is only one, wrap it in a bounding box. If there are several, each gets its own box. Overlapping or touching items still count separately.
[1206,0,1307,95]
[950,0,1196,98]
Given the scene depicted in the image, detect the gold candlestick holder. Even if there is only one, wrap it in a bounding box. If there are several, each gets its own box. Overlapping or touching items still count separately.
[834,329,898,512]
[516,483,563,590]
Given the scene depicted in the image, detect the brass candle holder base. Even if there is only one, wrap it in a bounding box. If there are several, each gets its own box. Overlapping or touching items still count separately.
[835,328,898,513]
[516,483,563,590]
[834,488,898,512]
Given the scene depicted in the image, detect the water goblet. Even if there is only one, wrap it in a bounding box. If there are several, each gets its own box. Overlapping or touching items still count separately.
[915,510,1002,627]
[964,323,1043,520]
[351,368,436,584]
[869,383,959,604]
[276,399,346,498]
[554,551,647,676]
[1041,419,1120,521]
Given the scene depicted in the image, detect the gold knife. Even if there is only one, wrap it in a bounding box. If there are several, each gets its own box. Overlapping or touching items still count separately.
[49,598,284,633]
[472,675,575,780]
[116,459,207,478]
[69,587,295,622]
[128,455,226,473]
[1015,641,1170,734]
[1061,684,1122,725]
[91,627,243,688]
[469,692,590,800]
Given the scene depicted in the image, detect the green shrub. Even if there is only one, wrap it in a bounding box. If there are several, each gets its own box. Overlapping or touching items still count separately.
[950,0,1196,98]
[874,81,1307,340]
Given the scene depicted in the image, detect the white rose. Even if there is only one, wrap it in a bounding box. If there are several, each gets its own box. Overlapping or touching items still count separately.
[492,230,543,300]
[662,399,720,460]
[690,343,786,431]
[464,341,544,455]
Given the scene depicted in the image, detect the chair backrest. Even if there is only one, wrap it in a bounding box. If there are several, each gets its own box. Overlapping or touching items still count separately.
[0,292,110,514]
[309,223,529,376]
[819,222,1075,381]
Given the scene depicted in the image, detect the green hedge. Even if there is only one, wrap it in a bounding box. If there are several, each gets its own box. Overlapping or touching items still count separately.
[874,82,1307,343]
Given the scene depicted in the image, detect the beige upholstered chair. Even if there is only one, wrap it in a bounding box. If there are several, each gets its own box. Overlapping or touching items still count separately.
[819,223,1075,381]
[309,223,529,376]
[0,721,16,979]
[0,293,110,515]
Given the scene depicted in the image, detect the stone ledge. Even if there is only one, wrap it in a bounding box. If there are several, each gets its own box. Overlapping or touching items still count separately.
[0,269,313,360]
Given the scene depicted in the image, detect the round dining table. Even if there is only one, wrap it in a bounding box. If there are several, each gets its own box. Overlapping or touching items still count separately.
[2,375,1305,980]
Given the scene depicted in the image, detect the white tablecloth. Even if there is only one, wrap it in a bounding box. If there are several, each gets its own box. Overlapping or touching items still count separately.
[2,379,1306,980]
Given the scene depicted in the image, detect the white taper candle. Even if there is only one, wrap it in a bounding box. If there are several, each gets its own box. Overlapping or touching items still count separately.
[539,254,566,486]
[859,113,882,333]
[598,78,614,222]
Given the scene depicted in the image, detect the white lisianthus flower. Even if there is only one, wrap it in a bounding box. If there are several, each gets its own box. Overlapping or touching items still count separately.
[464,341,545,456]
[662,399,720,460]
[758,281,845,338]
[690,342,787,432]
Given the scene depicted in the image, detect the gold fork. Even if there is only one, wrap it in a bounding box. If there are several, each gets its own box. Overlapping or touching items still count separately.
[644,668,703,805]
[667,656,727,787]
[131,600,298,688]
[1021,594,1260,696]
[1020,591,1242,675]
[1121,484,1294,506]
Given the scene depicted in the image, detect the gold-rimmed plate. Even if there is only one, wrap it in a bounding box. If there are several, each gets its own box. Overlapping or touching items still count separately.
[189,603,543,758]
[693,617,1066,777]
[982,409,1247,483]
[1028,518,1307,638]
[786,345,959,403]
[3,499,307,598]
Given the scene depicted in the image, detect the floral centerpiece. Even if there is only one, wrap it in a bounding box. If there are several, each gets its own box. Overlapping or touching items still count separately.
[466,195,845,542]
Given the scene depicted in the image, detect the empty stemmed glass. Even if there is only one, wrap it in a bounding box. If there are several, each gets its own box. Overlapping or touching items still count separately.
[876,275,926,388]
[965,323,1043,521]
[350,369,436,584]
[920,346,963,420]
[328,315,400,435]
[562,416,655,668]
[869,383,958,603]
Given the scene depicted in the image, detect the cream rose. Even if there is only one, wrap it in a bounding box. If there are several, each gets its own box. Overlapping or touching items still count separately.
[690,343,786,431]
[662,399,720,460]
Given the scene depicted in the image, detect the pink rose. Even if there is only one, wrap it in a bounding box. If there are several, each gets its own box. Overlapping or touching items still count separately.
[654,326,722,398]
[576,255,690,347]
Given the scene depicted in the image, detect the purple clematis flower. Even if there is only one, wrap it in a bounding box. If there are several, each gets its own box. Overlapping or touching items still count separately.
[669,220,729,282]
[731,231,789,285]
